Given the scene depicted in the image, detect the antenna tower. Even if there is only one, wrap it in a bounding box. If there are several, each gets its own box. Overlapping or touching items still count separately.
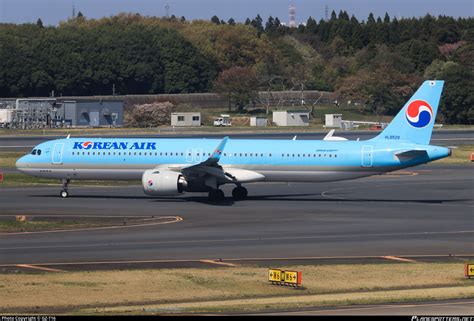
[289,2,296,28]
[164,3,170,18]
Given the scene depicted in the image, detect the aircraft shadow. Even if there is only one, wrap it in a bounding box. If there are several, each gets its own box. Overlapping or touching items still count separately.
[31,193,470,206]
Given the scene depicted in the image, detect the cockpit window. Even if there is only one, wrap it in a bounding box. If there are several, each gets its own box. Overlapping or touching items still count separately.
[31,149,37,155]
[37,149,42,155]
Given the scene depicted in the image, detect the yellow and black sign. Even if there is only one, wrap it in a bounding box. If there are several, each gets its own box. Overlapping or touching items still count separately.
[268,269,282,282]
[465,264,474,278]
[268,268,302,287]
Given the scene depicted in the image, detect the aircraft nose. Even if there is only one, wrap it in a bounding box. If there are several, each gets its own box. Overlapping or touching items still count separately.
[16,155,29,171]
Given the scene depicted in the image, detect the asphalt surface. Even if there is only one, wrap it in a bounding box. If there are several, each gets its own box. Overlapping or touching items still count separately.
[257,299,474,315]
[0,165,472,267]
[1,129,473,151]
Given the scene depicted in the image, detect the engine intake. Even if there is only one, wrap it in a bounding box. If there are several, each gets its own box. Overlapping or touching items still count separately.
[142,170,188,196]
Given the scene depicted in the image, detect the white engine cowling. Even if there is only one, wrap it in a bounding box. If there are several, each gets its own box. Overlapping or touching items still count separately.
[142,169,187,196]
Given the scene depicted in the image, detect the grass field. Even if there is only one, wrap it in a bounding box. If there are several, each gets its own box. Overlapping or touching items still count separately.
[1,263,473,314]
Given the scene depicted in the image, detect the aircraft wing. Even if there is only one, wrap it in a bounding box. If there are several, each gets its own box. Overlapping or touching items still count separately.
[165,136,265,185]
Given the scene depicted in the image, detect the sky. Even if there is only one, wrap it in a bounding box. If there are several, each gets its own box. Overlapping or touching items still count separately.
[0,0,473,26]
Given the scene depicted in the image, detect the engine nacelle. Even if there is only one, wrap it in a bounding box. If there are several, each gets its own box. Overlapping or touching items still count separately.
[142,169,188,196]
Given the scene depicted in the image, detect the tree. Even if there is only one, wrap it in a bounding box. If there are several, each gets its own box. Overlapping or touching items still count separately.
[251,14,264,34]
[211,15,220,24]
[36,18,43,28]
[213,67,258,113]
[228,18,235,25]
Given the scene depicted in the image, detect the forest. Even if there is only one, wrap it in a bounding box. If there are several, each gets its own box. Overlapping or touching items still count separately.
[0,11,472,123]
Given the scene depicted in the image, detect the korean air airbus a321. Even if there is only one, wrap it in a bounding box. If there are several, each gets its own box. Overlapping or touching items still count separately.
[16,80,451,201]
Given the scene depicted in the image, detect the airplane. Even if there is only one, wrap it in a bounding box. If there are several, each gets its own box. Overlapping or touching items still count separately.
[16,80,450,201]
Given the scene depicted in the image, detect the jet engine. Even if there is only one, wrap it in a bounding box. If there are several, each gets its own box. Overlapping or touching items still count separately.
[142,169,188,196]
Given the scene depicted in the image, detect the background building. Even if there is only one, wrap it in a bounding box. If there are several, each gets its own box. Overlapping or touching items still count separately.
[272,110,310,126]
[325,114,343,128]
[171,112,201,127]
[62,100,123,127]
[250,116,268,127]
[0,98,123,128]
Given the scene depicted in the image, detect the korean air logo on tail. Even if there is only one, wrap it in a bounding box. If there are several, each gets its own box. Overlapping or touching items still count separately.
[405,100,433,128]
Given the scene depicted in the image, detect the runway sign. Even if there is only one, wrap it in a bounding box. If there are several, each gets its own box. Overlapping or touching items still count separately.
[268,268,302,287]
[465,264,474,278]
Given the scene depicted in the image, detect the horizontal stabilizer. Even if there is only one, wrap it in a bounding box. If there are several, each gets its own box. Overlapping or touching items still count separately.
[323,129,348,141]
[395,150,428,161]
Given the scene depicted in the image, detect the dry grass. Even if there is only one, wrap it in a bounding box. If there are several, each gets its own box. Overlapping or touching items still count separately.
[432,145,474,164]
[1,263,473,314]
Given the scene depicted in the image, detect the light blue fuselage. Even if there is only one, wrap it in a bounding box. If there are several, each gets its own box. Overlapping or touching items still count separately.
[16,137,450,183]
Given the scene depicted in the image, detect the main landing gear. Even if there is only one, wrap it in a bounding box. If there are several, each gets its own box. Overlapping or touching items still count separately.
[207,186,248,202]
[232,186,248,201]
[208,189,225,201]
[60,179,70,198]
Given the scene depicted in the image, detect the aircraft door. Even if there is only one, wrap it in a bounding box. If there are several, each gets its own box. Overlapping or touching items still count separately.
[186,148,203,163]
[361,145,373,167]
[52,143,64,165]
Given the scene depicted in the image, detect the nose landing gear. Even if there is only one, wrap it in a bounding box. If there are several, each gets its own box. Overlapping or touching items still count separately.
[60,179,70,198]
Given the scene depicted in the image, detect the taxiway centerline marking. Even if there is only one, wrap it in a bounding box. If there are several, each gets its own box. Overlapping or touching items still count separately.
[0,216,183,236]
[16,264,65,273]
[381,256,418,263]
[1,229,473,250]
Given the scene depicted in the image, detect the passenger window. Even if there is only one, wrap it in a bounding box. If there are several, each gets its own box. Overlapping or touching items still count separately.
[269,153,272,157]
[72,152,74,155]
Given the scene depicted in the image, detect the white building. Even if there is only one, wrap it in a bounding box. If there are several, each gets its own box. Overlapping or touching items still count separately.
[272,110,310,126]
[325,114,343,128]
[171,112,201,127]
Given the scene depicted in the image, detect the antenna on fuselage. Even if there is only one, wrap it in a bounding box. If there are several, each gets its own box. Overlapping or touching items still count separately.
[292,135,297,140]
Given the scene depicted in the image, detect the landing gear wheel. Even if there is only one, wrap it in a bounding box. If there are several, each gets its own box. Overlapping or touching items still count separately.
[60,179,70,198]
[208,189,225,201]
[232,186,248,200]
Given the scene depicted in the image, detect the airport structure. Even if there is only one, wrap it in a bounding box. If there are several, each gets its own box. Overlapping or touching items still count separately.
[250,116,268,127]
[325,114,343,128]
[170,112,201,127]
[0,98,123,129]
[272,110,310,126]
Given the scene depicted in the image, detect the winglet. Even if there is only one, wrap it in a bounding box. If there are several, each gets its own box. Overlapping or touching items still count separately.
[206,136,229,164]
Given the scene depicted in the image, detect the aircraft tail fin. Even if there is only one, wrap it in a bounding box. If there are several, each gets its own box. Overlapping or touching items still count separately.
[371,80,444,145]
